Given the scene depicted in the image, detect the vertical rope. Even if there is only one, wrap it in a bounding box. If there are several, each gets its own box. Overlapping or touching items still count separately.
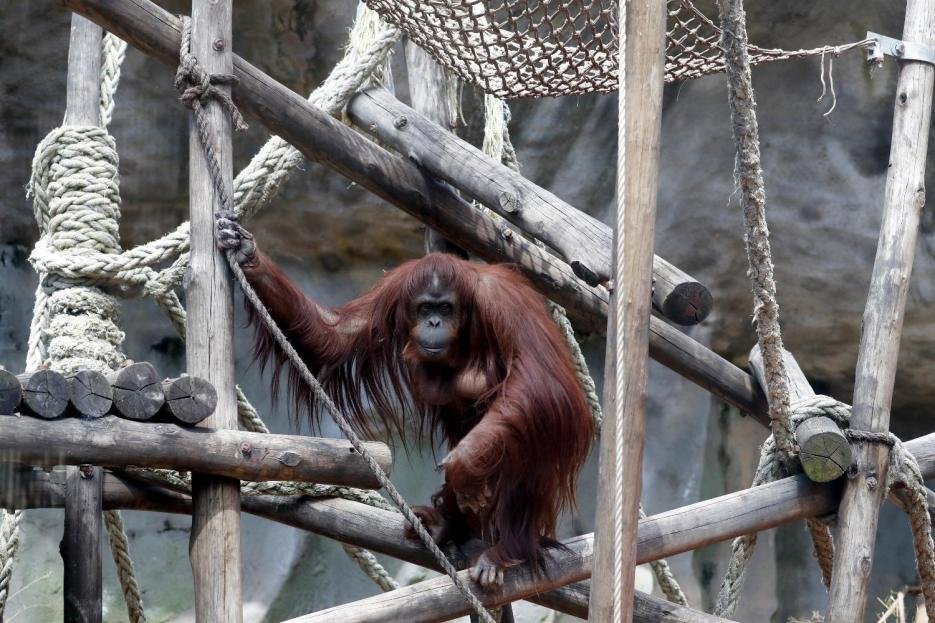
[610,0,628,618]
[103,510,146,623]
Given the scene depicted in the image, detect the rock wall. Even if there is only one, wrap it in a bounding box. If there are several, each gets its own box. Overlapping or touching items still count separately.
[0,1,932,621]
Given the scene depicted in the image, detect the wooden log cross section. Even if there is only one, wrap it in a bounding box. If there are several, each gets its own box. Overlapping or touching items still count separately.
[0,415,391,488]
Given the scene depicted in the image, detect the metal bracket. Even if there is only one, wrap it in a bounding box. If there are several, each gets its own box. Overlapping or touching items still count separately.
[866,31,935,67]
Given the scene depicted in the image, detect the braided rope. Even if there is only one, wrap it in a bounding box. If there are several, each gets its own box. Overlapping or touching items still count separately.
[100,33,127,128]
[718,0,794,460]
[0,510,22,620]
[103,510,146,623]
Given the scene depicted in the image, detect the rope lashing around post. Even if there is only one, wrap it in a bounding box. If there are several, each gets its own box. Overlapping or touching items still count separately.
[713,395,935,619]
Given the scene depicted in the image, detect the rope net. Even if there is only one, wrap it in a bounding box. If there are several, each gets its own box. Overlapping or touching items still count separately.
[364,0,872,98]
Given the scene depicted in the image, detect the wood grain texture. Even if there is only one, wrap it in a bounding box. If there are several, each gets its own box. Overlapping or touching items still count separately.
[348,87,713,326]
[404,42,466,258]
[62,16,104,622]
[69,370,113,419]
[8,433,935,620]
[0,415,391,486]
[826,1,935,620]
[161,375,217,424]
[185,1,242,619]
[749,345,850,482]
[106,362,164,420]
[590,2,667,621]
[60,0,772,430]
[0,368,22,415]
[18,370,70,419]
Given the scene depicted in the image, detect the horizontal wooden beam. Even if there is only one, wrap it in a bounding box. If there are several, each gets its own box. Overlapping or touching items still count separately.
[347,88,714,327]
[0,415,391,488]
[7,431,932,619]
[54,1,760,429]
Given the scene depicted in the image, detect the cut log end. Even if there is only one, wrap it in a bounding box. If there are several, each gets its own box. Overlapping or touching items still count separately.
[797,417,852,483]
[18,370,70,419]
[109,362,165,420]
[69,370,113,419]
[0,368,22,415]
[661,282,714,326]
[163,376,218,425]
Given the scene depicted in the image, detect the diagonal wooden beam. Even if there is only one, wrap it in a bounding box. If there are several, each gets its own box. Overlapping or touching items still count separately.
[59,0,771,427]
[826,0,935,619]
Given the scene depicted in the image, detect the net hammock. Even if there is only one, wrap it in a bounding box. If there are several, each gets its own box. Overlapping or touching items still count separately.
[364,0,872,98]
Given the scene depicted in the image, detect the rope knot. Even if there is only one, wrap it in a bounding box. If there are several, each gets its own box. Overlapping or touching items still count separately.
[174,17,247,132]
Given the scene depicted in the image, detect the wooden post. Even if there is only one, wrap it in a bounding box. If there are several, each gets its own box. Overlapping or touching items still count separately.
[405,42,465,257]
[827,1,935,619]
[186,0,242,620]
[749,346,851,482]
[61,13,103,623]
[590,2,667,621]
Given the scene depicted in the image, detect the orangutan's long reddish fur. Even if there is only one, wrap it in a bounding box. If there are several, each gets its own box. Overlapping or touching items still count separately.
[241,251,594,569]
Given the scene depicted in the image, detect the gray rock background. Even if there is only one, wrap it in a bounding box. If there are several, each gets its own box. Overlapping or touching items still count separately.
[0,1,932,621]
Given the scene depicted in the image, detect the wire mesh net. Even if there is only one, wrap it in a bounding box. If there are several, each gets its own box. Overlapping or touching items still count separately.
[365,0,871,98]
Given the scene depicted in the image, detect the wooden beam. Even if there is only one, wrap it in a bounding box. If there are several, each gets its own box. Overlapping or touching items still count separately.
[749,346,850,482]
[0,415,392,487]
[590,2,667,621]
[827,0,935,619]
[59,0,772,426]
[186,0,242,619]
[6,432,935,620]
[347,87,713,325]
[62,13,104,623]
[404,42,465,258]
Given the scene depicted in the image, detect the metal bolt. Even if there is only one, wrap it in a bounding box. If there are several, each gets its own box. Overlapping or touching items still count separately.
[394,115,409,129]
[79,464,94,479]
[500,227,513,241]
[895,42,905,57]
[240,442,252,456]
[866,475,878,491]
[213,39,226,51]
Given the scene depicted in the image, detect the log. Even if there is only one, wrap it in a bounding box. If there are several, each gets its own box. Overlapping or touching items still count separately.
[69,370,112,419]
[749,345,850,482]
[60,0,772,427]
[347,87,714,325]
[0,415,392,487]
[0,368,22,415]
[17,370,70,419]
[185,1,243,618]
[827,0,935,618]
[404,41,466,258]
[62,13,104,623]
[62,464,103,623]
[8,433,935,620]
[590,2,667,622]
[160,375,217,425]
[106,361,164,420]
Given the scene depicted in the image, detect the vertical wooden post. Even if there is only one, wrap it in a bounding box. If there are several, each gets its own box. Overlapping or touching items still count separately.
[61,14,103,623]
[826,2,935,621]
[405,41,466,257]
[588,1,667,621]
[186,1,243,621]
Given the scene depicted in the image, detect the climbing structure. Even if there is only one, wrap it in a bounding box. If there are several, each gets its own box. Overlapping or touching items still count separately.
[1,0,934,622]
